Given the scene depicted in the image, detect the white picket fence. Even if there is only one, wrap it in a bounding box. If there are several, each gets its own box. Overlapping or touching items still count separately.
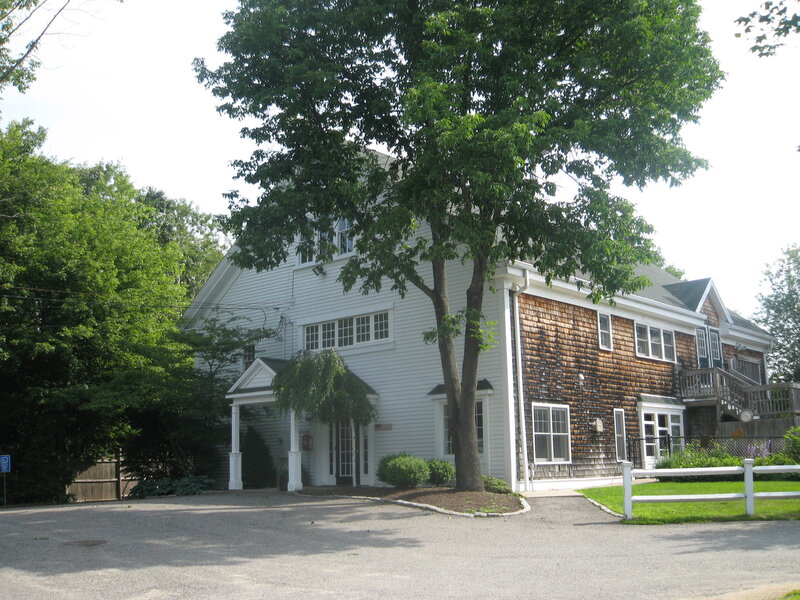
[621,460,800,520]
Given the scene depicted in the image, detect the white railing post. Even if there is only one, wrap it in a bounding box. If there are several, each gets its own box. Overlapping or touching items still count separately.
[622,461,633,520]
[744,459,755,516]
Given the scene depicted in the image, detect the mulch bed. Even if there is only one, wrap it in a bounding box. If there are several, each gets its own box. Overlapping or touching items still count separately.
[299,485,523,514]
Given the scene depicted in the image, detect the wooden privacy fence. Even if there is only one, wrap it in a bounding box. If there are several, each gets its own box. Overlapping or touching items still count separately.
[621,460,800,520]
[66,452,138,502]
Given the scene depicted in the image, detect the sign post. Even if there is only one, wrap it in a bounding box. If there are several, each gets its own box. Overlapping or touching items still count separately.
[0,455,10,506]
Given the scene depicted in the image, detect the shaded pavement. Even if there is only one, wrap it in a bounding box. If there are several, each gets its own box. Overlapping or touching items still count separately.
[0,491,798,599]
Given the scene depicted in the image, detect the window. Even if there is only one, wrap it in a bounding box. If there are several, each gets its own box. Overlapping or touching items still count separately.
[242,344,255,370]
[374,312,389,340]
[709,330,721,362]
[598,313,613,350]
[355,315,370,343]
[337,317,354,347]
[297,219,354,265]
[304,310,391,351]
[634,323,676,362]
[614,409,626,461]
[321,321,336,348]
[337,218,354,254]
[532,403,571,463]
[443,401,484,455]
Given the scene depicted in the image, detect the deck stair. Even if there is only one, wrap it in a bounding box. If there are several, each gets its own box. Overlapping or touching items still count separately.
[679,368,800,421]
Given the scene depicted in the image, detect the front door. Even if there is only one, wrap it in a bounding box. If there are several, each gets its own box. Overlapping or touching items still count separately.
[331,421,357,485]
[641,411,684,469]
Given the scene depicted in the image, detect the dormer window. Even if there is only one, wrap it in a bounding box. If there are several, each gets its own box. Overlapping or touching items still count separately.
[296,218,354,266]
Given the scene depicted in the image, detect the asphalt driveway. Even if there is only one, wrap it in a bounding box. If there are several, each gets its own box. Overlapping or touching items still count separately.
[1,491,798,600]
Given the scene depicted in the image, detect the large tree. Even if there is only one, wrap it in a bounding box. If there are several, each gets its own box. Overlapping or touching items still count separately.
[197,0,722,490]
[757,245,800,383]
[0,121,220,502]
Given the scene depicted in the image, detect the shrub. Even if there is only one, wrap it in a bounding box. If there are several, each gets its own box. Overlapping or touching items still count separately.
[377,453,430,488]
[427,459,456,486]
[129,475,213,499]
[785,427,800,462]
[655,442,742,482]
[482,475,512,494]
[754,453,800,481]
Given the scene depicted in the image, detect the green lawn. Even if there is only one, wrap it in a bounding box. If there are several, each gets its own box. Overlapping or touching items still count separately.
[579,481,800,524]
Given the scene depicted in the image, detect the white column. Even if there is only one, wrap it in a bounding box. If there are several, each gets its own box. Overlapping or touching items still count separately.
[228,403,243,490]
[287,410,303,492]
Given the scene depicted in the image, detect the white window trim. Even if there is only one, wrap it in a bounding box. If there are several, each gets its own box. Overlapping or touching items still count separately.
[637,401,686,467]
[598,312,613,351]
[531,402,572,465]
[301,309,393,353]
[634,322,677,363]
[433,392,492,466]
[614,408,626,462]
[294,219,357,268]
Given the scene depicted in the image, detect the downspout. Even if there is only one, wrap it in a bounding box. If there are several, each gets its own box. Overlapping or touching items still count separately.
[512,269,531,491]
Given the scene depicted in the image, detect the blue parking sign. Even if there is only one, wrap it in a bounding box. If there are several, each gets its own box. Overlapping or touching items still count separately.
[0,455,10,473]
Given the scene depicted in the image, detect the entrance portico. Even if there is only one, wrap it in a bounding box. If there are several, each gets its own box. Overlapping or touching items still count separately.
[226,358,303,492]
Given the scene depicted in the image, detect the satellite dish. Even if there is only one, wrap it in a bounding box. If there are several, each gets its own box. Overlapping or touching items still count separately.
[740,409,754,423]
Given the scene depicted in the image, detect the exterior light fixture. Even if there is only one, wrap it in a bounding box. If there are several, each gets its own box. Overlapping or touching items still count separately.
[312,265,325,277]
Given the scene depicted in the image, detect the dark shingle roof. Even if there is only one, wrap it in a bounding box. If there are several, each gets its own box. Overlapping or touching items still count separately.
[428,378,494,396]
[729,310,770,335]
[627,265,766,335]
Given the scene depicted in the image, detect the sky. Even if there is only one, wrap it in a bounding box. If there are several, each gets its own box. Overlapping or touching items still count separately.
[1,0,798,320]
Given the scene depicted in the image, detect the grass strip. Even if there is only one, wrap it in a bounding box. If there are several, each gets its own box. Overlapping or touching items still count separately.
[579,481,800,524]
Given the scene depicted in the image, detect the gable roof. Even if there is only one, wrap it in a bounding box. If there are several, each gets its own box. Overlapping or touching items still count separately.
[228,356,378,399]
[630,263,766,335]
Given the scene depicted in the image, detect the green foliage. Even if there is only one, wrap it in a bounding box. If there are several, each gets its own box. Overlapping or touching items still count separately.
[113,315,274,481]
[377,453,430,488]
[481,475,512,494]
[784,427,800,462]
[427,459,456,486]
[242,424,276,488]
[0,121,229,502]
[757,246,800,382]
[736,0,800,56]
[272,349,377,425]
[753,453,800,481]
[129,475,213,499]
[655,442,742,481]
[136,188,226,299]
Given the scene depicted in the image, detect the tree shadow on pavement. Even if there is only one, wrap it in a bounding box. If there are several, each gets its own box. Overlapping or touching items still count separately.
[0,492,424,577]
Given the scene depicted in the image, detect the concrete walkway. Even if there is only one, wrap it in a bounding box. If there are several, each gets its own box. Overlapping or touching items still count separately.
[1,492,798,599]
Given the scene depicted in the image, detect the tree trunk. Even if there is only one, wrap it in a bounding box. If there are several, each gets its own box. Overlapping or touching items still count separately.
[425,248,486,491]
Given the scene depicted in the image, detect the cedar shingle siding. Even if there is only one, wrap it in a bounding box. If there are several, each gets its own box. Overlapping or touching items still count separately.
[519,294,695,479]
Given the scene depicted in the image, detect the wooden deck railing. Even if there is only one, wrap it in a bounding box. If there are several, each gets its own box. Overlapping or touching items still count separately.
[747,383,800,418]
[678,369,800,420]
